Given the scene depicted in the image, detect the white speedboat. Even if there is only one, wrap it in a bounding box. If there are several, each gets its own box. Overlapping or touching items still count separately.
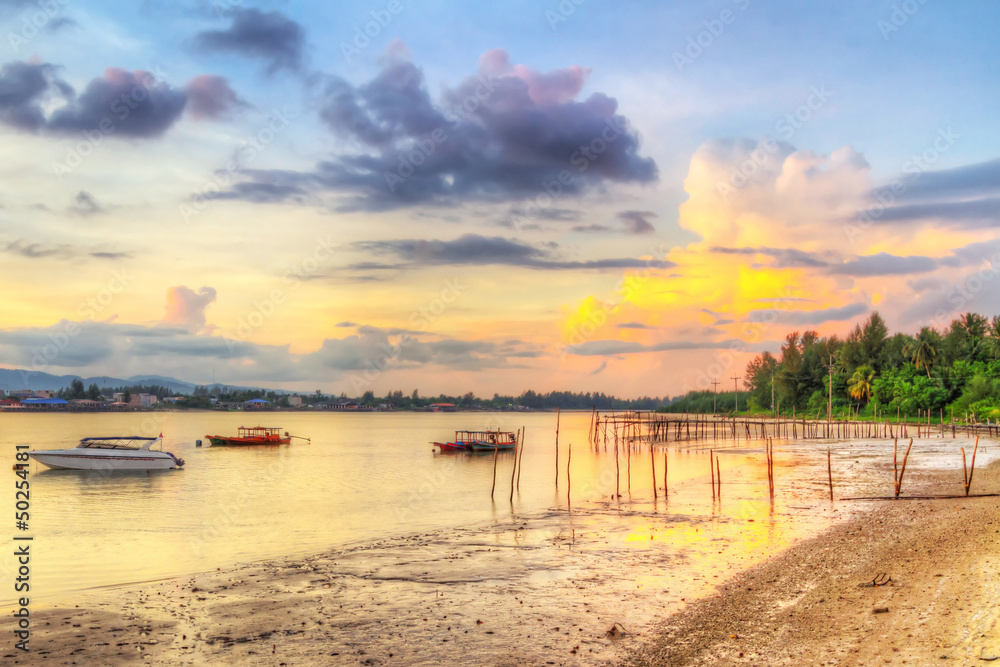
[28,436,185,471]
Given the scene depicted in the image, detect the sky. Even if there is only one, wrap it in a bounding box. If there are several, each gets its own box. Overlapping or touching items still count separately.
[1,0,999,398]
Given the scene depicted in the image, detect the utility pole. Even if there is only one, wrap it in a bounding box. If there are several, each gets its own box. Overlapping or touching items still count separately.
[731,376,741,413]
[710,379,720,414]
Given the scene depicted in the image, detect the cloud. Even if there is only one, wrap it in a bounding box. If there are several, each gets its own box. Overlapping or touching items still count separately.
[0,60,244,138]
[335,321,357,328]
[2,239,130,261]
[214,48,657,211]
[163,286,217,328]
[709,246,831,268]
[71,191,103,216]
[353,233,675,271]
[746,303,869,326]
[617,322,654,329]
[826,253,938,277]
[183,74,246,119]
[0,61,69,131]
[193,8,305,74]
[617,210,656,234]
[889,157,1000,202]
[565,339,741,356]
[47,67,187,137]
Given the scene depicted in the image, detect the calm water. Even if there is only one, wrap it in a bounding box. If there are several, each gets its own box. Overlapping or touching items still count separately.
[1,410,994,606]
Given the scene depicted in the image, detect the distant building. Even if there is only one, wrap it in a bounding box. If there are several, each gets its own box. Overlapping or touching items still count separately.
[113,392,124,402]
[288,396,303,407]
[21,398,69,410]
[430,403,457,412]
[162,396,185,404]
[245,398,270,410]
[332,399,359,411]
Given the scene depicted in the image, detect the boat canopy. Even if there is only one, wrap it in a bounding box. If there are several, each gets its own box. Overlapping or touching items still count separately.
[78,436,161,450]
[237,426,283,436]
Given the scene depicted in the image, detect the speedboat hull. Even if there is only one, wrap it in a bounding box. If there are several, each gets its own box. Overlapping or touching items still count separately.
[29,449,183,471]
[435,440,515,452]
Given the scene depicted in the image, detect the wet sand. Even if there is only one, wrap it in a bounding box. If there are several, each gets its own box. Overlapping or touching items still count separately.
[8,461,997,666]
[627,461,1000,666]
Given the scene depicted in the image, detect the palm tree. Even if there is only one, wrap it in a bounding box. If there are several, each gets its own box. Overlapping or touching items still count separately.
[989,315,1000,360]
[848,365,874,405]
[904,327,938,378]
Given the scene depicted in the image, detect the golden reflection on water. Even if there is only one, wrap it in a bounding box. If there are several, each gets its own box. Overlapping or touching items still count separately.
[1,410,869,607]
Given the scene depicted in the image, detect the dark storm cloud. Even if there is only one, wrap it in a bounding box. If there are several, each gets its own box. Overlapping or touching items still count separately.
[0,61,67,131]
[218,49,657,210]
[352,234,675,272]
[193,8,305,74]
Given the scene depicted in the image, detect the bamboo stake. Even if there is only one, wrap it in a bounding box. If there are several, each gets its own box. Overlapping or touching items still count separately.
[893,438,898,494]
[614,438,620,498]
[710,448,715,499]
[961,447,968,491]
[716,456,721,498]
[663,451,668,497]
[491,445,498,499]
[509,435,518,504]
[650,443,657,500]
[566,441,572,503]
[966,436,979,496]
[827,447,833,501]
[895,438,913,498]
[555,407,561,489]
[516,427,524,491]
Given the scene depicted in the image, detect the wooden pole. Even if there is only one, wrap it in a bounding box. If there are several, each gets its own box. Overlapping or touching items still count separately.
[566,441,572,503]
[896,438,913,498]
[509,435,518,504]
[893,438,898,495]
[827,447,833,501]
[966,436,979,496]
[516,428,524,491]
[663,451,668,497]
[716,456,721,498]
[961,447,968,491]
[650,443,657,500]
[491,445,498,499]
[614,438,620,498]
[710,448,715,499]
[555,407,561,489]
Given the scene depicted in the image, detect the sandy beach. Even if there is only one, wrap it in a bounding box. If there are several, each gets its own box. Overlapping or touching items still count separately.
[7,460,998,666]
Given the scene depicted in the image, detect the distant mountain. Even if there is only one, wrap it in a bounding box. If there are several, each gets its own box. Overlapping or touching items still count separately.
[0,369,273,395]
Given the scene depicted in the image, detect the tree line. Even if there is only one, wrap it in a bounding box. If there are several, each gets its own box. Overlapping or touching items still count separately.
[662,311,1000,422]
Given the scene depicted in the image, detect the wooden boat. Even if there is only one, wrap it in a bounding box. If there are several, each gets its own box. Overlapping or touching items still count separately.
[434,430,516,452]
[205,426,291,446]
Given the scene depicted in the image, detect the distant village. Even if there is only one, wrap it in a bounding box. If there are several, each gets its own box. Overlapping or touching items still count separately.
[0,380,666,413]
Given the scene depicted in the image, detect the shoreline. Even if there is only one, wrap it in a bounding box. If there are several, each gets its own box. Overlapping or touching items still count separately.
[625,460,1000,666]
[8,459,995,665]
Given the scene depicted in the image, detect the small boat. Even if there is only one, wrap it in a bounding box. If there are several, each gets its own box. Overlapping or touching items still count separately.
[205,426,292,446]
[28,436,185,471]
[434,430,517,452]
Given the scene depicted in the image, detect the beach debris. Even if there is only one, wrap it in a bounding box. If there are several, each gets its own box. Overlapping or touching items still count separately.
[872,573,891,587]
[605,622,629,639]
[873,607,890,614]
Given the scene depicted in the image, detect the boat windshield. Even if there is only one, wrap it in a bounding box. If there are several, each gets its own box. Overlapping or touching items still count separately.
[78,436,161,450]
